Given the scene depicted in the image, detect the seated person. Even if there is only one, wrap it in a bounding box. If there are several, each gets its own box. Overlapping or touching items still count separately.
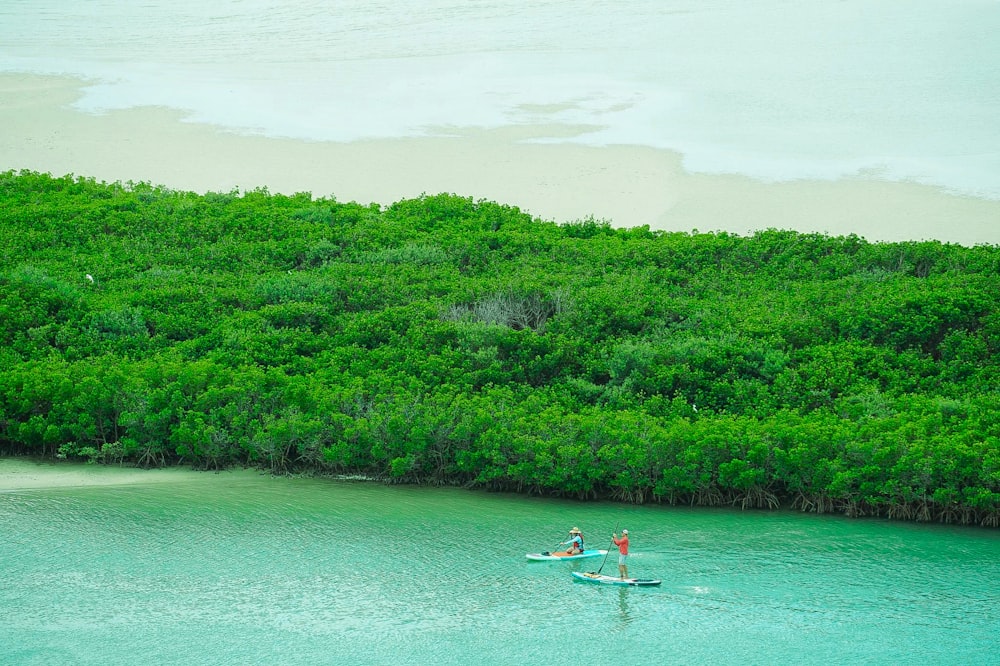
[560,527,585,555]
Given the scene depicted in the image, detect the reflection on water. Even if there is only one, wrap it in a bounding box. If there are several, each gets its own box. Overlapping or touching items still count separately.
[616,587,633,630]
[1,470,999,664]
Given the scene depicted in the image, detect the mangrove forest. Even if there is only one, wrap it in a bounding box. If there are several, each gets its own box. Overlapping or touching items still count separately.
[1,170,998,526]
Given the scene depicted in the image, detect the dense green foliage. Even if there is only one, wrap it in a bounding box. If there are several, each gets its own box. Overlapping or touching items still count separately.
[2,170,998,525]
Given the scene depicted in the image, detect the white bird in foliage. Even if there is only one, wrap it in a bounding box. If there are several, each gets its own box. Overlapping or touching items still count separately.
[85,274,94,283]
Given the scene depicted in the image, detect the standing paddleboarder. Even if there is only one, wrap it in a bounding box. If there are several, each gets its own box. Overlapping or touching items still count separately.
[612,529,629,579]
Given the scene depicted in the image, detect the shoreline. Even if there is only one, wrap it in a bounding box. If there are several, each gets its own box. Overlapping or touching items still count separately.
[0,457,257,491]
[3,73,999,246]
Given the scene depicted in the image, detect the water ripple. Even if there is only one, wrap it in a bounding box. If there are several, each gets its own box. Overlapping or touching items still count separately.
[2,475,999,664]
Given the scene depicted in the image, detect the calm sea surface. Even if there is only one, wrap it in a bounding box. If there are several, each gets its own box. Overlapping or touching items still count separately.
[2,468,998,665]
[1,0,998,198]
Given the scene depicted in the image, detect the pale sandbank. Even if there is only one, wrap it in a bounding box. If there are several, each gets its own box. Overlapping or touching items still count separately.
[2,73,998,246]
[0,457,259,491]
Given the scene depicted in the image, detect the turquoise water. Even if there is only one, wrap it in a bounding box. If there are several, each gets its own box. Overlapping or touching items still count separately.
[2,469,998,665]
[1,0,998,198]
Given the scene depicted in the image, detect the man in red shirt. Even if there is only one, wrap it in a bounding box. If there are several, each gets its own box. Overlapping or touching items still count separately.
[612,529,629,579]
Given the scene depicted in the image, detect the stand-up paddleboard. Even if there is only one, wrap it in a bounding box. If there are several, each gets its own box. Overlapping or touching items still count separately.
[526,549,608,561]
[571,571,661,586]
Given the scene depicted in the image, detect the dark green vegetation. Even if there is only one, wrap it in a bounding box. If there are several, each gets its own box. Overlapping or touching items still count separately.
[2,170,998,525]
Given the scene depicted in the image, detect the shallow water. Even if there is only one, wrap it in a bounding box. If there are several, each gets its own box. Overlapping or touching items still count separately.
[1,0,998,197]
[2,470,998,665]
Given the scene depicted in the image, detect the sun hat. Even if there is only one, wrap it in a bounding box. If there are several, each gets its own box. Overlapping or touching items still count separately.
[570,527,581,534]
[622,529,628,534]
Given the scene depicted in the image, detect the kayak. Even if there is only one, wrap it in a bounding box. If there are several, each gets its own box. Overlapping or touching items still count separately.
[525,549,608,561]
[571,571,661,587]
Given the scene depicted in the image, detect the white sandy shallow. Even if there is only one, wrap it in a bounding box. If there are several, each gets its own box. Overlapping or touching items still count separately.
[2,74,998,246]
[0,457,262,491]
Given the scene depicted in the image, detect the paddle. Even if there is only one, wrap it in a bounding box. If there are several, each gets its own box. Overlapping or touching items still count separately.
[595,521,619,575]
[543,537,568,556]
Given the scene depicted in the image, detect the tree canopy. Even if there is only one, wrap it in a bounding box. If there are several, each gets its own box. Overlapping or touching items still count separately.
[2,170,998,525]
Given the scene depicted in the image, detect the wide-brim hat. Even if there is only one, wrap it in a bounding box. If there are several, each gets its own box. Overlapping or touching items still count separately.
[569,527,581,534]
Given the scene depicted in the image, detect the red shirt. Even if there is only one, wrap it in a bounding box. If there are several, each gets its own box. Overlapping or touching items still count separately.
[612,534,629,555]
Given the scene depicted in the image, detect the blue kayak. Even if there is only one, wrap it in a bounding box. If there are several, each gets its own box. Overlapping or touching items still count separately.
[525,549,608,561]
[571,571,661,586]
